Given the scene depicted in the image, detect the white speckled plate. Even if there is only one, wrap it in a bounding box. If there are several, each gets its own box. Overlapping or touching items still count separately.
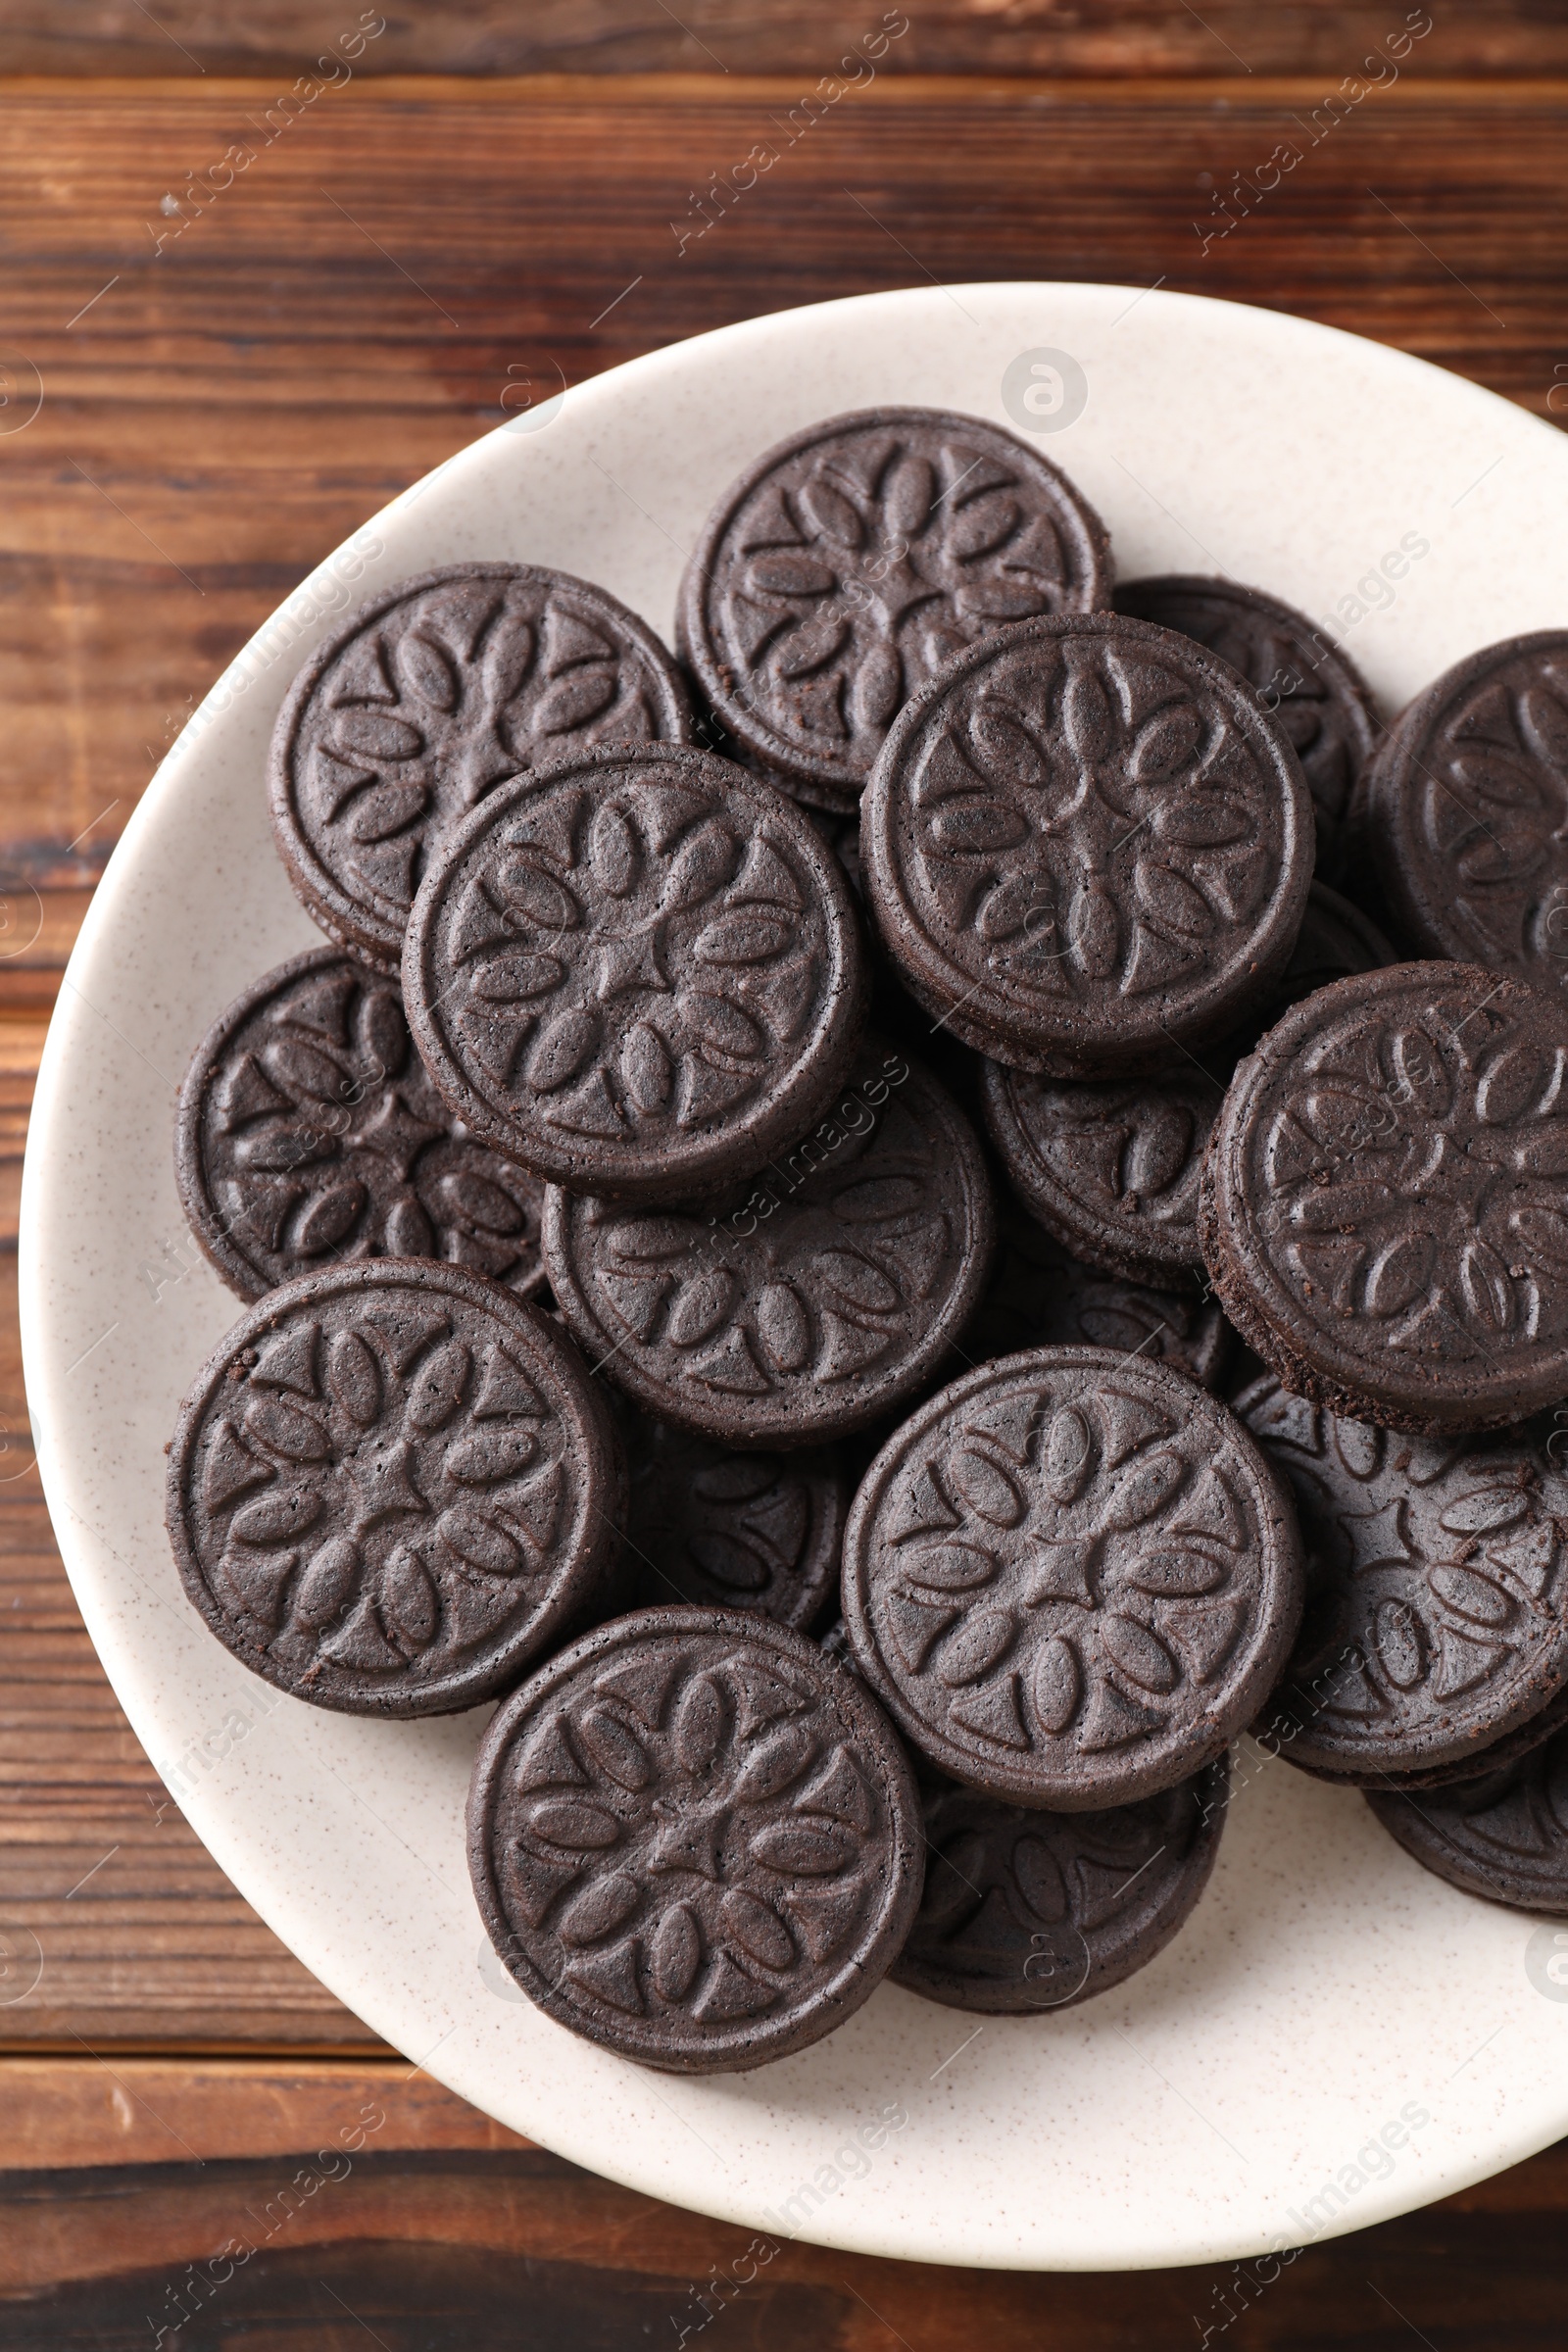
[22,284,1568,2272]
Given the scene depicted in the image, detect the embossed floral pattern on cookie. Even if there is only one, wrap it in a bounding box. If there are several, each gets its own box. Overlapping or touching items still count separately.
[167,1262,623,1715]
[404,747,867,1202]
[467,1609,923,2070]
[978,885,1394,1294]
[842,1349,1301,1808]
[1358,632,1568,986]
[861,613,1313,1076]
[679,408,1110,796]
[271,564,691,970]
[543,1043,993,1446]
[1201,962,1568,1431]
[1238,1376,1568,1776]
[176,949,547,1301]
[1115,575,1379,883]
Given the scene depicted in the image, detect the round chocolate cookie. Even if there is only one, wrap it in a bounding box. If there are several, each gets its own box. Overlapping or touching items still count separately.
[1114,576,1379,887]
[403,745,867,1204]
[175,948,547,1303]
[893,1755,1228,2013]
[466,1606,924,2072]
[1286,1678,1568,1794]
[1350,631,1568,991]
[270,564,691,972]
[860,612,1315,1077]
[1367,1727,1568,1915]
[980,1054,1223,1292]
[625,1415,849,1630]
[678,408,1111,804]
[543,1038,994,1448]
[1235,1374,1568,1779]
[964,1202,1233,1393]
[1200,961,1568,1433]
[166,1260,624,1717]
[977,883,1395,1293]
[841,1348,1302,1809]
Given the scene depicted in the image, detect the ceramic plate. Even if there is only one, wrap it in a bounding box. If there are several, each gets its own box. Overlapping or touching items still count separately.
[22,284,1568,2272]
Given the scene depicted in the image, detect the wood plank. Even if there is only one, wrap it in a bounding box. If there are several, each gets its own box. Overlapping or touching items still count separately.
[0,74,1563,1008]
[0,2056,1566,2344]
[3,1,1559,80]
[0,2055,527,2169]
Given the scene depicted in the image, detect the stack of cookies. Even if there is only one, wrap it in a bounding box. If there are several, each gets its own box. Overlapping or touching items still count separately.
[164,406,1568,2075]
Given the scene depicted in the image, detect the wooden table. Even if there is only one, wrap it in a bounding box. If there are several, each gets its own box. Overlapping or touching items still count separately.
[2,6,1566,2339]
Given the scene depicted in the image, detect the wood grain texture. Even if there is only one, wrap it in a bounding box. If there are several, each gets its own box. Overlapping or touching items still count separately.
[3,0,1560,79]
[0,2057,1565,2346]
[0,2056,527,2170]
[0,74,1563,1015]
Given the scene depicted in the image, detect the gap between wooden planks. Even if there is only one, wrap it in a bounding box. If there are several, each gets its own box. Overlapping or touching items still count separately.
[8,71,1568,98]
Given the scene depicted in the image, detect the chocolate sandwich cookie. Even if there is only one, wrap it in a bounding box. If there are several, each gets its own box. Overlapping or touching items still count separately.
[1366,1727,1568,1915]
[543,1038,994,1449]
[861,612,1315,1077]
[166,1260,624,1717]
[964,1202,1233,1394]
[1114,576,1379,887]
[466,1606,924,2072]
[626,1415,849,1630]
[176,948,547,1302]
[1235,1375,1568,1779]
[978,882,1395,1294]
[976,881,1395,1296]
[1288,1679,1568,1794]
[893,1755,1228,2013]
[270,564,692,972]
[1201,961,1568,1433]
[678,408,1111,806]
[1349,630,1568,990]
[841,1348,1302,1809]
[980,1055,1223,1292]
[403,745,868,1204]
